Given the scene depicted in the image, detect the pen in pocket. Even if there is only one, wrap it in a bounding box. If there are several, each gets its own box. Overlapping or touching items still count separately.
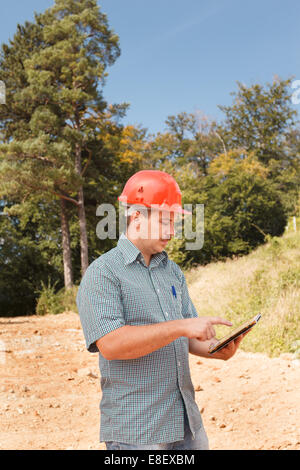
[171,285,177,298]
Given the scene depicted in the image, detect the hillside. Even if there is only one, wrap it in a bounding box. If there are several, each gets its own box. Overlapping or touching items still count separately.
[185,225,300,357]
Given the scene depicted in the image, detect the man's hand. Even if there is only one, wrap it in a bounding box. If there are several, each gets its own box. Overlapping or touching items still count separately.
[182,316,233,342]
[209,330,251,360]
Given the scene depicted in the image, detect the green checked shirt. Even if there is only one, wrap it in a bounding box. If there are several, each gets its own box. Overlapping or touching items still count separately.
[76,232,203,445]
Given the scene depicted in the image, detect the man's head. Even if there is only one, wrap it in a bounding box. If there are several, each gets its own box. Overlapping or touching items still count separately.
[118,169,190,258]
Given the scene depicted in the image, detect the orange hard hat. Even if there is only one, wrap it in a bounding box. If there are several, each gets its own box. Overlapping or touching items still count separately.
[118,170,191,214]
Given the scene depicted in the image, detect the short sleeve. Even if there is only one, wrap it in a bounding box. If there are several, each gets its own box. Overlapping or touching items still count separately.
[179,269,198,319]
[76,263,125,353]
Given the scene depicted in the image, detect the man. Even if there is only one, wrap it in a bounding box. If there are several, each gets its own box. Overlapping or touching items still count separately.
[76,170,247,450]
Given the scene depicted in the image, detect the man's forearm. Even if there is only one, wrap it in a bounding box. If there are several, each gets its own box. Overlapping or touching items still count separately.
[96,320,185,360]
[189,337,223,359]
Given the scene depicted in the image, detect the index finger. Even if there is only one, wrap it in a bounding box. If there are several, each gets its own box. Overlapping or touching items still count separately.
[209,317,233,327]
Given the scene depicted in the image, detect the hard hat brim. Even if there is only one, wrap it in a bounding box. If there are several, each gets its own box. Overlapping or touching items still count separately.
[119,198,192,215]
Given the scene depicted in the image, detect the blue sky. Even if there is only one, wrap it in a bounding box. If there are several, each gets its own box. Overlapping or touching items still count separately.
[1,0,299,134]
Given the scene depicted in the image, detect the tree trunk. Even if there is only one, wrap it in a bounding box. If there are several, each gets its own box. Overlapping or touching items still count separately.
[60,197,73,289]
[75,142,89,275]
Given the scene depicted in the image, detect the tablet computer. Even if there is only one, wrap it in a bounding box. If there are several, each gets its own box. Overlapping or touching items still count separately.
[208,313,261,354]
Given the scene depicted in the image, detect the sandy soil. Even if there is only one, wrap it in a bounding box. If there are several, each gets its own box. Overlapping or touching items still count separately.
[0,312,299,450]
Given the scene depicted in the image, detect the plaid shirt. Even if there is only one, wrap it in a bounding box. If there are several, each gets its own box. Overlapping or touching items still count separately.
[76,232,203,445]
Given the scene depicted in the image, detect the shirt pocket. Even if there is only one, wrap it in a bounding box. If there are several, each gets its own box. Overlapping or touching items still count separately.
[169,281,183,319]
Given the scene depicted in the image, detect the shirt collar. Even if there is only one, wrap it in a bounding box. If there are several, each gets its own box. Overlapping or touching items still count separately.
[117,232,168,267]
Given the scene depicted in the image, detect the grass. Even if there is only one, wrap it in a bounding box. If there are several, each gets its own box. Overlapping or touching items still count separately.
[184,220,300,357]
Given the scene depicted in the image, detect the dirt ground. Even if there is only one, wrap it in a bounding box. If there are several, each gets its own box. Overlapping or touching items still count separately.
[0,312,299,450]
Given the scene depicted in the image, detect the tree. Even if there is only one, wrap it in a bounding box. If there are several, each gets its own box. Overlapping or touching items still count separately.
[219,78,297,169]
[0,199,64,316]
[0,21,75,296]
[150,111,224,176]
[0,21,44,141]
[205,171,287,257]
[0,0,125,282]
[208,149,269,179]
[163,158,287,268]
[280,127,300,215]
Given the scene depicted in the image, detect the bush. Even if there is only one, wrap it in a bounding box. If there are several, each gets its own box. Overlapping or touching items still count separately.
[57,285,79,313]
[35,279,62,316]
[35,278,78,316]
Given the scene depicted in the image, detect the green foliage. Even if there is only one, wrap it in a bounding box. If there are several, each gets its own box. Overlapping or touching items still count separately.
[166,165,287,268]
[36,278,78,316]
[219,78,296,165]
[36,279,61,316]
[219,78,300,216]
[0,0,124,203]
[0,199,64,317]
[59,284,79,313]
[151,112,223,175]
[0,0,131,286]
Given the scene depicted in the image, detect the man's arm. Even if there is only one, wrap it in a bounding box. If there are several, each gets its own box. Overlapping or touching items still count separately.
[96,321,183,360]
[96,316,232,360]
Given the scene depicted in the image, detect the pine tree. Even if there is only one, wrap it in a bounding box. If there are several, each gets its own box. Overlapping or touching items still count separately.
[0,0,123,282]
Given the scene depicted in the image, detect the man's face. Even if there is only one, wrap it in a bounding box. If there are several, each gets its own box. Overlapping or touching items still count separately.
[140,209,176,253]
